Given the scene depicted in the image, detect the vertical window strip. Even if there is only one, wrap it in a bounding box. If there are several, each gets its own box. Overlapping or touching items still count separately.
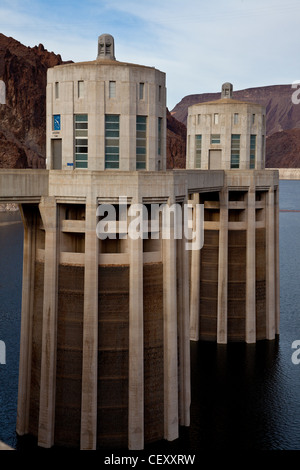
[75,114,88,169]
[55,82,59,99]
[234,113,238,124]
[139,82,144,100]
[231,134,240,168]
[250,134,256,169]
[78,80,84,98]
[105,114,120,169]
[109,81,116,98]
[158,117,162,156]
[136,115,147,170]
[195,135,202,168]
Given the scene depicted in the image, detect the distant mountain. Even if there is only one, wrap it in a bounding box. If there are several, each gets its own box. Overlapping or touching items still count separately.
[171,85,300,137]
[266,128,300,168]
[171,85,300,168]
[0,33,70,168]
[0,33,299,170]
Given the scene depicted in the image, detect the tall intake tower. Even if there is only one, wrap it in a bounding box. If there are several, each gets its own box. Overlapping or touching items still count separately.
[14,35,279,451]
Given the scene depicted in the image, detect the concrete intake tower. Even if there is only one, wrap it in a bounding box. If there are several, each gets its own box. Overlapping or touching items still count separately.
[9,34,280,450]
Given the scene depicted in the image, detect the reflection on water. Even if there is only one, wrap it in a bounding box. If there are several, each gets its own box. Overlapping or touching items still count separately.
[1,181,300,450]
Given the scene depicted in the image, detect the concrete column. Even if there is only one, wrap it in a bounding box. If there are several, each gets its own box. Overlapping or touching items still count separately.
[266,187,276,340]
[189,193,201,342]
[177,200,190,427]
[163,197,179,441]
[275,188,280,335]
[38,197,58,448]
[246,185,256,343]
[16,205,36,435]
[80,202,99,450]
[128,201,144,450]
[217,188,228,344]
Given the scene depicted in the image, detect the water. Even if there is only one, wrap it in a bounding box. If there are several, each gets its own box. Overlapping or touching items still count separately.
[1,181,300,452]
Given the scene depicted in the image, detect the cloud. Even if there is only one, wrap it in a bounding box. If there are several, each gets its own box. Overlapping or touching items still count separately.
[0,0,299,108]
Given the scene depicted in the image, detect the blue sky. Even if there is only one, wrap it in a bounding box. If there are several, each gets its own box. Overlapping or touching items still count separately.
[0,0,299,109]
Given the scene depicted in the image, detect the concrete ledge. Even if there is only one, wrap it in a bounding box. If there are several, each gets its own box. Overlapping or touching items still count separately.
[268,168,300,180]
[0,441,13,450]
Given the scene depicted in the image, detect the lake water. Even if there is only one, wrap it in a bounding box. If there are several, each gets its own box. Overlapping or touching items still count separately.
[0,181,300,453]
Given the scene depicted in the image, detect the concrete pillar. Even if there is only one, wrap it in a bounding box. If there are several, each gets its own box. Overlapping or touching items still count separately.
[177,200,190,427]
[246,185,256,343]
[217,188,228,344]
[266,187,276,340]
[128,200,144,450]
[38,197,58,448]
[80,202,99,450]
[16,205,36,435]
[189,193,201,341]
[163,197,179,441]
[275,188,280,335]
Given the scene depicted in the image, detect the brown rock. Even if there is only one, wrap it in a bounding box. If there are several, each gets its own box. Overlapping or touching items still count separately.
[171,85,300,137]
[0,33,71,169]
[266,128,300,168]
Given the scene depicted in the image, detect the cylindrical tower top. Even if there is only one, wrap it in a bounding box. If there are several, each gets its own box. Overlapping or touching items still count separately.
[221,82,233,99]
[46,34,166,172]
[97,34,116,60]
[186,83,266,170]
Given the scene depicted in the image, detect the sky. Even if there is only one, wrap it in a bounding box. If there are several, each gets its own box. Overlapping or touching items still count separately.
[0,0,299,110]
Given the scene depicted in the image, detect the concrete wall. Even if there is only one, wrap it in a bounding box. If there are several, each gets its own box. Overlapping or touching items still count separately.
[268,168,300,180]
[47,62,166,172]
[187,100,266,170]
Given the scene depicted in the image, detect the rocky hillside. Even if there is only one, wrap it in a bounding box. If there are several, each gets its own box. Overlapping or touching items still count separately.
[1,33,300,169]
[171,85,300,168]
[171,85,300,137]
[0,34,185,170]
[266,128,300,168]
[0,33,69,168]
[166,109,186,169]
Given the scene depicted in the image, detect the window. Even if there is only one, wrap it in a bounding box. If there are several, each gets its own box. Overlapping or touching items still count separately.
[136,115,147,169]
[234,113,239,124]
[211,134,220,144]
[105,115,120,169]
[109,81,116,98]
[55,82,59,99]
[158,85,162,102]
[231,134,240,168]
[75,114,88,168]
[78,81,84,98]
[214,113,219,124]
[197,114,201,125]
[252,114,255,124]
[158,117,162,156]
[139,82,145,100]
[250,135,256,169]
[195,135,202,168]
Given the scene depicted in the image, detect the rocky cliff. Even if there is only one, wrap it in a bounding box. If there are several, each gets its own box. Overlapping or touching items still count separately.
[266,128,300,168]
[1,33,300,170]
[171,84,300,137]
[0,33,69,168]
[171,84,300,168]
